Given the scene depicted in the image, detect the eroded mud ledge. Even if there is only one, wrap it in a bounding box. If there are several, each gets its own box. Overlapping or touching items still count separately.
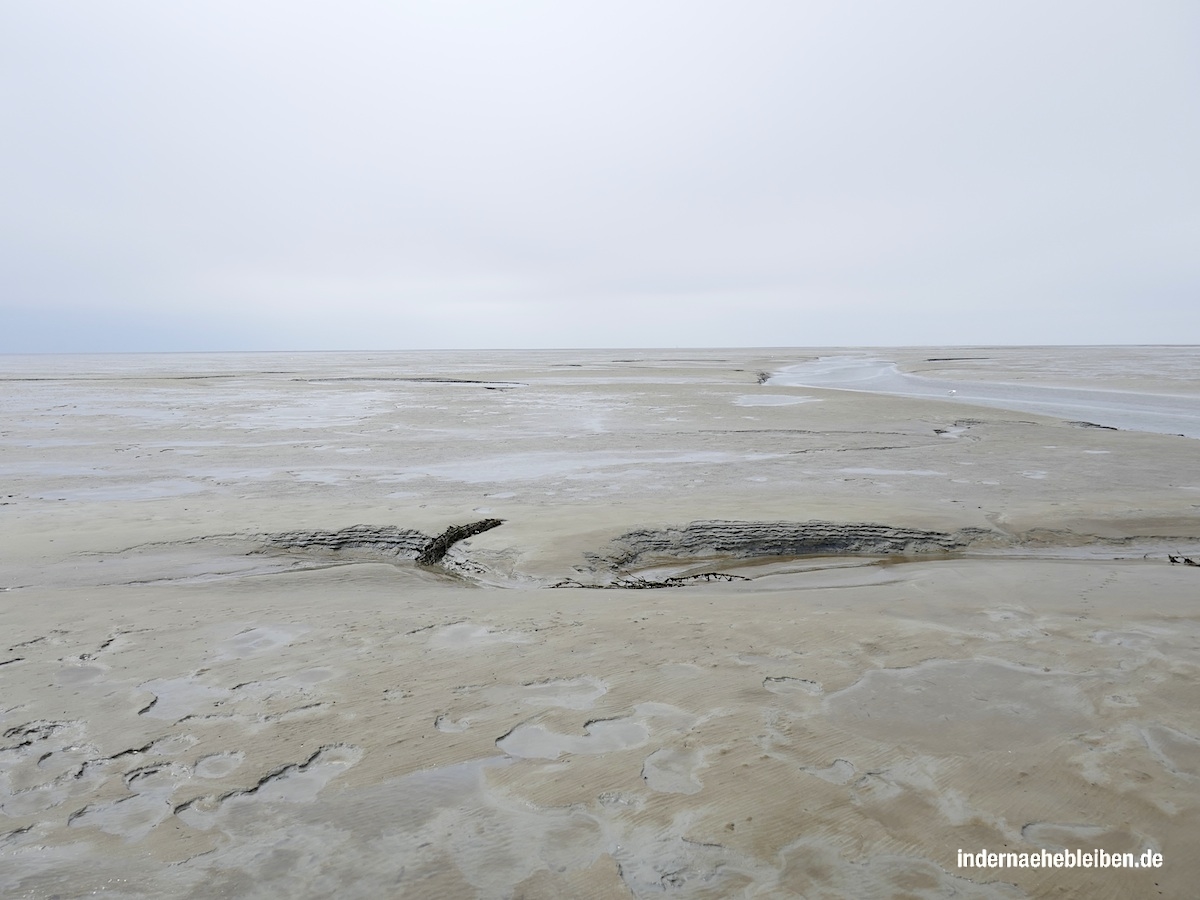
[259,519,505,568]
[241,518,1197,591]
[597,520,1005,569]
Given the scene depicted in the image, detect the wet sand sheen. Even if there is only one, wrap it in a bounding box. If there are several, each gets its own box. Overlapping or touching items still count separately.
[771,353,1200,437]
[2,347,1199,898]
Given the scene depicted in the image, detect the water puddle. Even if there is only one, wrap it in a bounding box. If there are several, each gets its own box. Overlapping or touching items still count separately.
[732,394,820,406]
[497,718,649,760]
[139,676,230,720]
[641,747,704,794]
[216,625,308,659]
[826,658,1093,753]
[518,677,607,710]
[1140,724,1200,778]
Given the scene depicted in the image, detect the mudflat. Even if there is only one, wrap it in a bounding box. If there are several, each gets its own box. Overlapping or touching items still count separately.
[2,347,1198,898]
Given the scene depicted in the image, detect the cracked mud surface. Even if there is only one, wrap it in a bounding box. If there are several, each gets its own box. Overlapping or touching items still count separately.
[3,347,1200,898]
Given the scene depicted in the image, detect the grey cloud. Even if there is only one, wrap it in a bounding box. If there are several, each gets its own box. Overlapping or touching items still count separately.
[2,1,1197,350]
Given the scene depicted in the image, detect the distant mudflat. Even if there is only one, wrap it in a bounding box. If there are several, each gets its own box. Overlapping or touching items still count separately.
[2,346,1199,898]
[771,350,1200,437]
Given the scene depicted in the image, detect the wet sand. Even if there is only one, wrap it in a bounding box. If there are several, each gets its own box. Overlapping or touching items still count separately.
[2,347,1199,898]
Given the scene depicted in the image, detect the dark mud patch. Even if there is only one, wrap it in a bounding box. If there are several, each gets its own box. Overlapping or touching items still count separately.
[596,520,1004,570]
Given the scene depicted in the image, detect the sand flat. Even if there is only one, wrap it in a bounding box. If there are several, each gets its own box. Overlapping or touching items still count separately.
[2,347,1199,898]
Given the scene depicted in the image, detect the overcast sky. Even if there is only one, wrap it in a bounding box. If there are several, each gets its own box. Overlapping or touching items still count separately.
[3,1,1197,351]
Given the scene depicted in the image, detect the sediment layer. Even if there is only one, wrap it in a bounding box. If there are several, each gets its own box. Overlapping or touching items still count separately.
[259,520,505,568]
[599,519,1005,569]
[260,525,430,558]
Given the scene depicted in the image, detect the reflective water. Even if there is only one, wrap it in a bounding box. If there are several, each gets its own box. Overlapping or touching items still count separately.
[770,354,1200,437]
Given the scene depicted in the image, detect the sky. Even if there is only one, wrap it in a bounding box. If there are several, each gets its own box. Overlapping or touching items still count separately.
[2,1,1198,352]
